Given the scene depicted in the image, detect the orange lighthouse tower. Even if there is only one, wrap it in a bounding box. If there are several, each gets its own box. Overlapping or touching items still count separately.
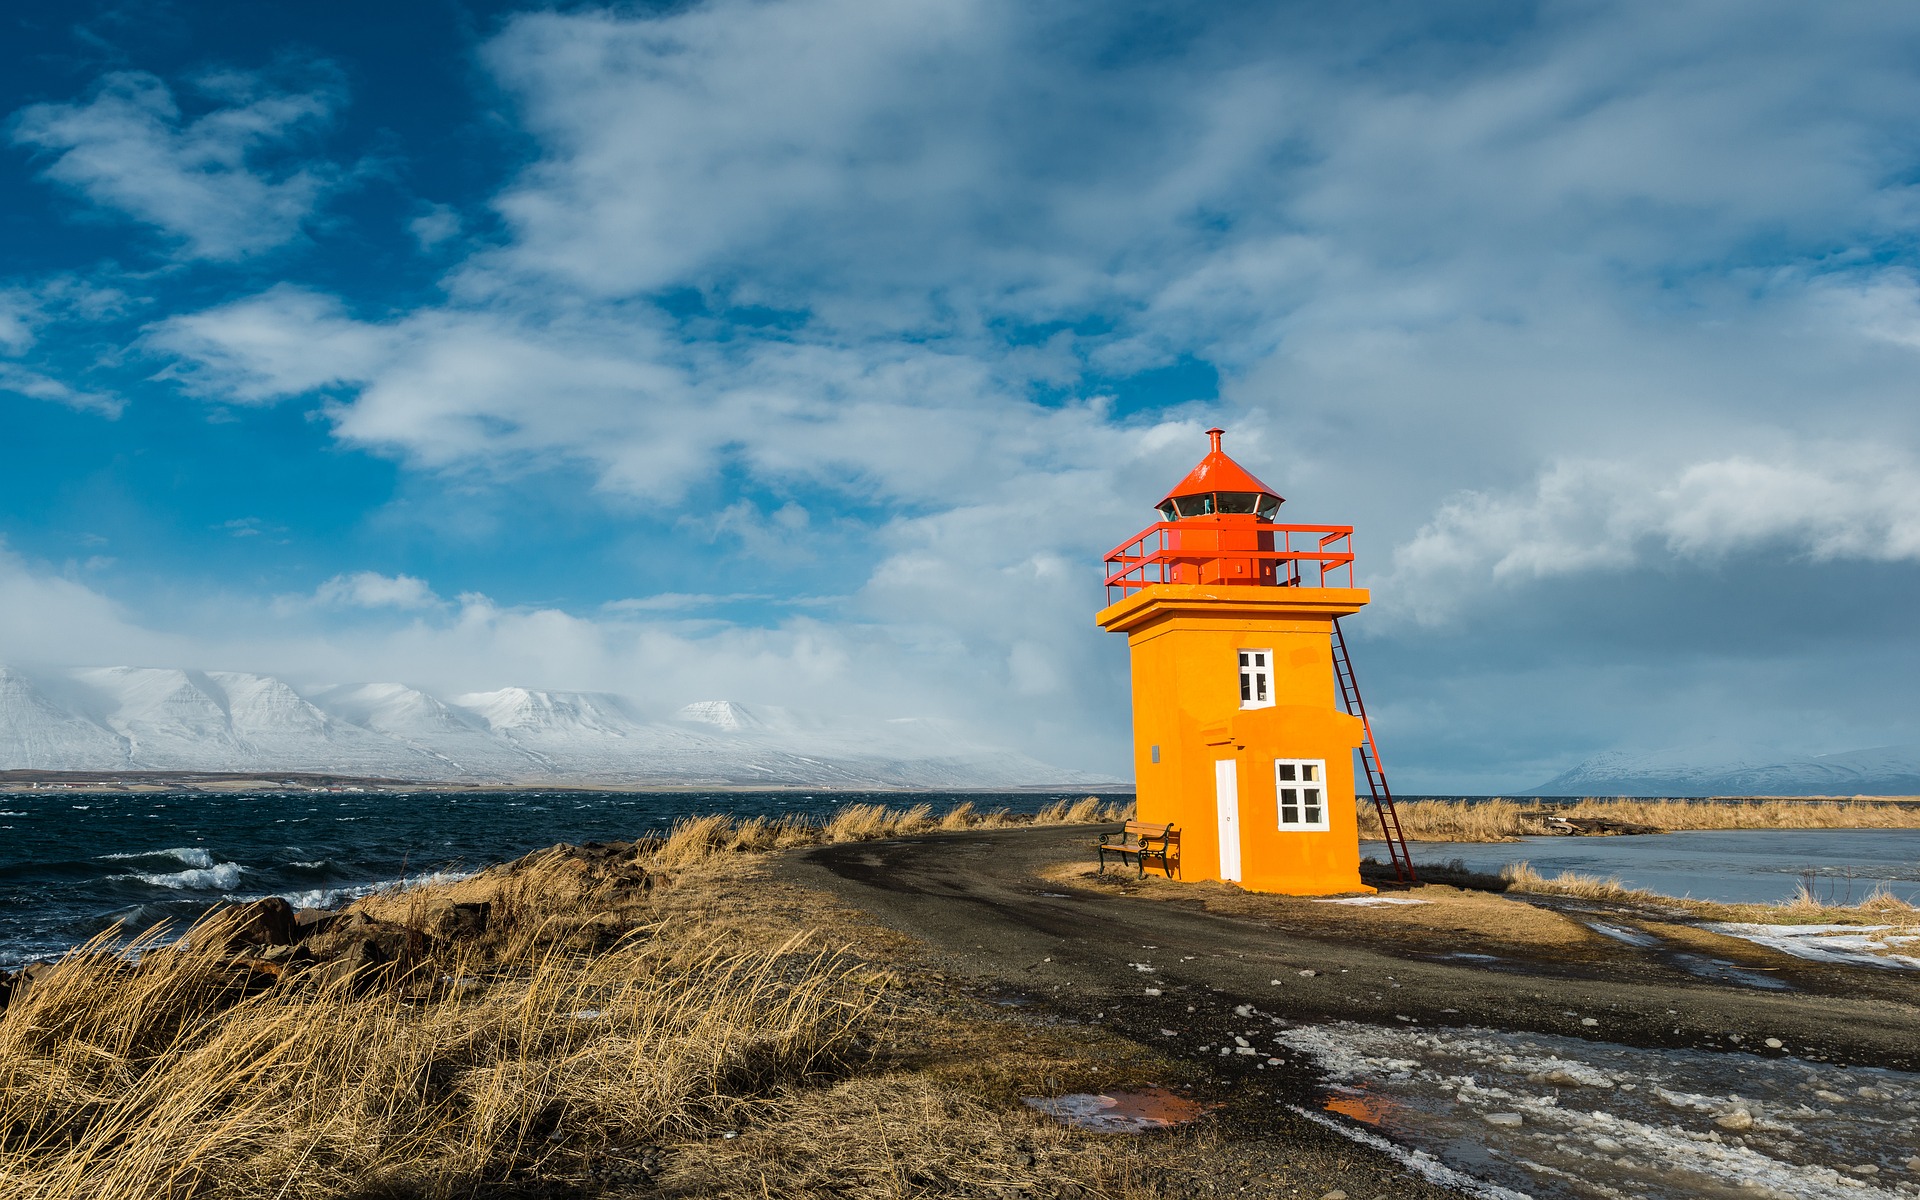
[1095,429,1413,894]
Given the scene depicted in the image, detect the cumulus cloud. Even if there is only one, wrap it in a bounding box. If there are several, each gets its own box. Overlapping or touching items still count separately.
[11,68,347,260]
[309,571,442,611]
[146,284,395,402]
[1382,447,1920,624]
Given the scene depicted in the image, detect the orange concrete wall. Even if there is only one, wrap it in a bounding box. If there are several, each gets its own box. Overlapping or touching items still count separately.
[1097,584,1372,896]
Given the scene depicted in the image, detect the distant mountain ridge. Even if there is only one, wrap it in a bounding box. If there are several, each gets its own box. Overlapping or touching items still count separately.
[1529,740,1920,797]
[0,665,1115,789]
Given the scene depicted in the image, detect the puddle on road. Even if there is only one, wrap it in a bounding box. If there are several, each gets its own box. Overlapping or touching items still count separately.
[1667,953,1793,990]
[1582,921,1660,948]
[1024,1087,1211,1134]
[1283,1020,1920,1200]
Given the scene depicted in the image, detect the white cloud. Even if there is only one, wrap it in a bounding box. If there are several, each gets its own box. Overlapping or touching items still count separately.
[0,363,122,416]
[146,285,395,402]
[310,571,442,611]
[0,291,34,354]
[1383,447,1920,624]
[408,203,462,250]
[11,69,346,260]
[0,543,181,666]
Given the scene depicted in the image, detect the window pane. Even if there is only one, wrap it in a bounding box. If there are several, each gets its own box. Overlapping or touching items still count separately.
[1277,764,1296,781]
[1156,502,1177,522]
[1257,498,1280,521]
[1304,788,1320,804]
[1305,805,1321,823]
[1239,652,1249,667]
[1282,805,1299,824]
[1256,676,1268,702]
[1216,492,1259,514]
[1240,676,1251,701]
[1302,764,1317,781]
[1254,652,1266,666]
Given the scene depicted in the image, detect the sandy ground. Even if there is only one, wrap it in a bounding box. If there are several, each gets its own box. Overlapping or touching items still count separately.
[768,823,1920,1197]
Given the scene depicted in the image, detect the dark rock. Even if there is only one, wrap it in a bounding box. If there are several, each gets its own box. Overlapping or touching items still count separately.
[426,900,490,940]
[13,960,60,1002]
[293,908,345,939]
[315,922,436,992]
[223,897,298,948]
[317,936,389,992]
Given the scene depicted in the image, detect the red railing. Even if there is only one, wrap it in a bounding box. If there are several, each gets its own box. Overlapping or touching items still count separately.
[1103,521,1355,604]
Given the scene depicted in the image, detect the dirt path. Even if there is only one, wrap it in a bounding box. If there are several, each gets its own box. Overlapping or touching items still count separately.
[773,823,1920,1196]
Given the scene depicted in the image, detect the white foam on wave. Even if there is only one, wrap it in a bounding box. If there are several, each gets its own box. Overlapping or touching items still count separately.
[276,869,474,911]
[100,847,216,869]
[123,863,248,891]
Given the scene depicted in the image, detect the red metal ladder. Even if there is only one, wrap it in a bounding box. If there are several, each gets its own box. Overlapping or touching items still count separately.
[1331,618,1417,884]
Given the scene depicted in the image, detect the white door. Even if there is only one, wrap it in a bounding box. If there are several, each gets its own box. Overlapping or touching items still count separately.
[1214,758,1242,882]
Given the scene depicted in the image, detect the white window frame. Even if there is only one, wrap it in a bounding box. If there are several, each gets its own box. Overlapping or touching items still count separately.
[1238,648,1274,709]
[1274,758,1330,831]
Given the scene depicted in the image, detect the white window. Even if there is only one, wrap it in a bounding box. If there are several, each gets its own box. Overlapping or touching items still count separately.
[1238,649,1273,709]
[1275,759,1329,830]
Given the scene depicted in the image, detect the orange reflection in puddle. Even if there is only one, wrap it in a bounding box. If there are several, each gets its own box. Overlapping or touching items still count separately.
[1025,1087,1214,1133]
[1323,1090,1401,1126]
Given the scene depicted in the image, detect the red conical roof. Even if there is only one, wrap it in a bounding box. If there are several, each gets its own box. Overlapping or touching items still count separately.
[1158,428,1282,505]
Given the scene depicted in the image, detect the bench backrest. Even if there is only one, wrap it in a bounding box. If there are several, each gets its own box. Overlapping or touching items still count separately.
[1124,821,1176,840]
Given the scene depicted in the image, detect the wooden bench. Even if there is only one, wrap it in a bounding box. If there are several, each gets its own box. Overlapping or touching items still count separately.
[1097,821,1180,878]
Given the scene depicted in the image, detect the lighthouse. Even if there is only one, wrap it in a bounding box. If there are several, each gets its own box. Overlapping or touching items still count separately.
[1095,429,1412,895]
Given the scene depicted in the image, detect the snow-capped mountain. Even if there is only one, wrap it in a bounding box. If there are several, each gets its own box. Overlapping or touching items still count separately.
[1529,740,1920,797]
[0,665,1115,789]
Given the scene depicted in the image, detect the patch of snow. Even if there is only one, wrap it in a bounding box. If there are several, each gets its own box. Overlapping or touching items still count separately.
[1709,923,1920,970]
[1315,896,1432,907]
[1281,1019,1920,1200]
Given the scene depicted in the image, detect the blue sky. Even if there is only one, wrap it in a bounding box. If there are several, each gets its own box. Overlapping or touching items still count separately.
[2,0,1918,790]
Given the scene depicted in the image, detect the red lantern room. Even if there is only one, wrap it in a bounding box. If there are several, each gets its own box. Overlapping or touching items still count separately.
[1151,428,1286,587]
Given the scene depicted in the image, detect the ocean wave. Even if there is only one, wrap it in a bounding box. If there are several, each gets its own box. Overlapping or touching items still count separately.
[122,863,248,891]
[99,847,216,869]
[277,869,475,911]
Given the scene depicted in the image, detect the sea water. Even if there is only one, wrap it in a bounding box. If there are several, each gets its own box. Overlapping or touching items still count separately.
[1365,829,1920,906]
[0,789,1102,968]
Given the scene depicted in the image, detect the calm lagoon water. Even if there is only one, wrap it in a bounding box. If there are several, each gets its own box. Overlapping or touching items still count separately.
[1367,828,1920,905]
[0,789,1112,968]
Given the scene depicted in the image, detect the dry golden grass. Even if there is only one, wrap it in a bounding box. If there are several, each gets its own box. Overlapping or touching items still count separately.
[653,797,1132,869]
[1356,796,1920,842]
[0,800,1166,1200]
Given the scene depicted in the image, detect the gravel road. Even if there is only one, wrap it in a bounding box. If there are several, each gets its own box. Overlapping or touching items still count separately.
[773,822,1920,1198]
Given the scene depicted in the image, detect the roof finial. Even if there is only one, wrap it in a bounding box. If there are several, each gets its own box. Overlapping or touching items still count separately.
[1206,427,1225,454]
